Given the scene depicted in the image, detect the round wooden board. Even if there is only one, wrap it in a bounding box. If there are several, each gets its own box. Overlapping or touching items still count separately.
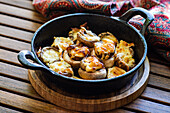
[28,57,150,112]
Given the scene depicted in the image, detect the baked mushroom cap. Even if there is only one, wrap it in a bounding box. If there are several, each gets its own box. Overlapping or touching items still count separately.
[103,56,115,68]
[78,56,106,80]
[51,37,73,51]
[68,23,88,41]
[98,32,118,45]
[37,46,60,65]
[92,39,116,68]
[63,50,80,68]
[91,49,115,68]
[107,66,126,79]
[77,27,100,47]
[63,45,90,68]
[78,68,106,80]
[49,60,74,77]
[69,28,80,42]
[115,40,135,71]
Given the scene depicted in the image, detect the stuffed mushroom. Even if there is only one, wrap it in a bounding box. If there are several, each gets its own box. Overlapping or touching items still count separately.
[98,32,118,45]
[77,27,100,47]
[78,56,106,80]
[115,40,135,71]
[107,66,126,79]
[51,37,73,52]
[63,44,90,68]
[37,47,60,66]
[92,38,116,68]
[49,60,74,77]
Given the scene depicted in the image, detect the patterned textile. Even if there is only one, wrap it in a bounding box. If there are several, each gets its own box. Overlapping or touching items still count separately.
[33,0,170,62]
[129,0,170,61]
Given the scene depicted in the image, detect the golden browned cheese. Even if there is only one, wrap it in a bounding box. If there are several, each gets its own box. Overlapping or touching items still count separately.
[37,47,60,65]
[115,40,135,70]
[108,66,126,78]
[69,28,80,41]
[51,37,73,51]
[98,32,118,44]
[68,45,90,59]
[68,22,88,42]
[94,38,115,60]
[83,56,104,72]
[49,60,74,77]
[78,27,100,41]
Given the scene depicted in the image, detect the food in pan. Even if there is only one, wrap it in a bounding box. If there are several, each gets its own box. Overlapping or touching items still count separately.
[78,56,106,79]
[37,47,60,66]
[49,60,74,77]
[98,32,118,45]
[51,37,73,52]
[63,44,90,68]
[115,40,135,71]
[77,26,100,47]
[92,38,116,68]
[107,66,126,79]
[37,23,135,80]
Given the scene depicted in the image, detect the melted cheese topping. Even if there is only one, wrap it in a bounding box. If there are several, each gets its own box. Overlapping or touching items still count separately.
[115,40,135,67]
[51,37,73,51]
[69,46,90,59]
[99,32,118,44]
[41,48,60,64]
[83,56,103,72]
[69,28,80,41]
[79,27,100,41]
[94,38,115,60]
[108,66,126,78]
[49,61,74,77]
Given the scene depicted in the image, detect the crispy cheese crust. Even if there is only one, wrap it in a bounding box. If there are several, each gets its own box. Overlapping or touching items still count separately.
[37,47,60,65]
[67,45,90,60]
[108,66,126,78]
[51,37,73,52]
[115,40,135,71]
[81,56,104,72]
[98,32,118,45]
[49,61,74,77]
[63,45,90,68]
[94,38,115,60]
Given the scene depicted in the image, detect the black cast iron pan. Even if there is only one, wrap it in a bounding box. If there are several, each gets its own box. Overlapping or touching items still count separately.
[18,7,154,95]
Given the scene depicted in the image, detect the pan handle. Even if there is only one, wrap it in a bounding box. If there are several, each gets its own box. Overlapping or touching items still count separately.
[119,7,154,35]
[17,50,45,70]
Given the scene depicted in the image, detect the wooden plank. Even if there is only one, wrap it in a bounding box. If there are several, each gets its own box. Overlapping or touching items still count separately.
[0,75,43,100]
[0,49,20,66]
[150,62,170,78]
[0,106,21,113]
[0,3,47,23]
[0,14,42,32]
[148,74,170,91]
[0,0,35,11]
[0,25,33,43]
[141,87,170,105]
[0,62,29,81]
[0,89,168,113]
[124,98,170,113]
[0,90,78,113]
[0,36,31,52]
[0,74,132,112]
